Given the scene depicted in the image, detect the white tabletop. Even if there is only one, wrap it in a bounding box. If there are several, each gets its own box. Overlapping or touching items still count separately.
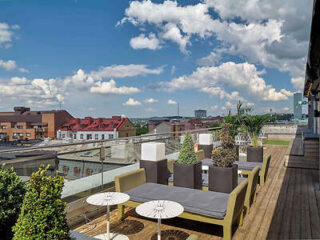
[86,192,130,206]
[136,200,184,220]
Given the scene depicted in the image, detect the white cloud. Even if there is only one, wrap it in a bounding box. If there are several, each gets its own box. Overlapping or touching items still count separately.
[0,59,28,72]
[120,0,311,89]
[0,23,19,48]
[164,61,293,101]
[65,64,163,91]
[144,98,158,103]
[0,60,16,71]
[171,65,176,75]
[123,98,141,106]
[10,77,28,85]
[168,99,177,105]
[283,107,290,112]
[90,79,140,95]
[130,33,161,50]
[0,77,64,106]
[291,77,304,91]
[89,64,163,81]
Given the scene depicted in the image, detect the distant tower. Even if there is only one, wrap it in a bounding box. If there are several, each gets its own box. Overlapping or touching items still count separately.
[195,109,207,118]
[293,93,302,120]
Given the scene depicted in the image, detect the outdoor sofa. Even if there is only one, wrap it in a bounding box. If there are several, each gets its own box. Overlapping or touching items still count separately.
[168,166,260,213]
[235,155,271,186]
[115,168,248,240]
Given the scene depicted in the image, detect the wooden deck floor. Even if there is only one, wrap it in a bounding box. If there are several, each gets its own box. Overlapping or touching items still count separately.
[74,146,320,240]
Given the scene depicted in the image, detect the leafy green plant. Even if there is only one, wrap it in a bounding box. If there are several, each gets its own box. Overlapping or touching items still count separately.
[177,133,197,164]
[243,115,270,147]
[0,164,25,240]
[223,113,244,139]
[13,165,70,240]
[211,124,237,168]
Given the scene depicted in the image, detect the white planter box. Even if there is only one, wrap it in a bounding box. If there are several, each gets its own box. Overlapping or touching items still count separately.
[141,142,165,161]
[199,133,213,145]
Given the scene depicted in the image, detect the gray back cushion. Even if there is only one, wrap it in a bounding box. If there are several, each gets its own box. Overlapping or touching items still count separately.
[125,183,229,219]
[70,231,96,240]
[234,161,262,171]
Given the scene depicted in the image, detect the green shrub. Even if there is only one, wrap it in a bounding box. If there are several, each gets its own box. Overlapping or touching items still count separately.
[13,165,70,240]
[0,164,25,240]
[211,124,237,168]
[177,133,197,164]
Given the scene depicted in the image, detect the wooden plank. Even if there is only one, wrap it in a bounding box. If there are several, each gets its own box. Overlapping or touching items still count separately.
[309,169,320,238]
[301,167,312,239]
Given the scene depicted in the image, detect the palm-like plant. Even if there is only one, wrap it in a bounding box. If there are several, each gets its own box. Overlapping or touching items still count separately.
[243,115,270,147]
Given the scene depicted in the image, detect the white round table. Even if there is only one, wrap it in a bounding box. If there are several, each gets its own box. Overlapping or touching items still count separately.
[86,192,130,240]
[136,200,184,240]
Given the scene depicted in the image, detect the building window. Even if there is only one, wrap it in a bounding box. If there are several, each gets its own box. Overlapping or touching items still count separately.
[26,133,31,137]
[62,166,69,175]
[19,133,23,137]
[14,125,23,129]
[126,125,130,128]
[87,134,92,140]
[80,134,84,140]
[73,134,76,139]
[86,168,93,176]
[74,167,80,177]
[95,134,99,140]
[62,134,65,138]
[1,125,7,130]
[108,134,114,139]
[101,134,105,140]
[126,133,129,137]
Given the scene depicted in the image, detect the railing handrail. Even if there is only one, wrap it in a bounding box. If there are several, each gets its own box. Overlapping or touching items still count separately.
[0,127,221,154]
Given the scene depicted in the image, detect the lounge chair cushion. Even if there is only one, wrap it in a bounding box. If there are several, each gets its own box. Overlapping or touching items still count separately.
[125,182,229,219]
[168,173,246,187]
[234,161,262,171]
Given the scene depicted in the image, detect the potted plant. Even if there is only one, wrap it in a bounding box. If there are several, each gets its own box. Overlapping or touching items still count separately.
[174,133,202,189]
[209,124,238,193]
[13,165,70,240]
[0,165,25,240]
[243,115,270,162]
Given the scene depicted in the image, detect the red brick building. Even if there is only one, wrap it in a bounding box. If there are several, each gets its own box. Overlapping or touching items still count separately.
[0,107,73,141]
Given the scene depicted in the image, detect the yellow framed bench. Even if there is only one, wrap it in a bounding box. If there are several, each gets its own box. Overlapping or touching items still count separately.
[115,168,248,240]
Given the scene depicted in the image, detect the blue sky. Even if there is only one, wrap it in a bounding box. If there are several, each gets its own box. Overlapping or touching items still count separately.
[0,0,312,118]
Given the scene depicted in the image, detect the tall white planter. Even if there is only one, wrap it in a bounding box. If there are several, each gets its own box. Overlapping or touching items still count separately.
[140,142,168,184]
[198,133,214,158]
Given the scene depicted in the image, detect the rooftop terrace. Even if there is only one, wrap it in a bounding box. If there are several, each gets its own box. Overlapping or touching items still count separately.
[74,145,320,239]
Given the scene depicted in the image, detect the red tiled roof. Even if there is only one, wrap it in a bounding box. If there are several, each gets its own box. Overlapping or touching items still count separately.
[58,116,127,132]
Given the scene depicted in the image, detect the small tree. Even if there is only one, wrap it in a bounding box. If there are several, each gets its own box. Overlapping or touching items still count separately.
[0,164,25,240]
[243,115,270,147]
[211,124,238,168]
[13,165,70,240]
[177,133,197,164]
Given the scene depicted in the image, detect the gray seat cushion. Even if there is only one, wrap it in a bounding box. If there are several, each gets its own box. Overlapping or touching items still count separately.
[70,230,97,240]
[235,161,262,171]
[202,159,262,171]
[125,182,229,219]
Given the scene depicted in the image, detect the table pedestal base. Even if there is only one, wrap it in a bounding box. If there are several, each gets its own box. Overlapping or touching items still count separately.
[94,233,129,240]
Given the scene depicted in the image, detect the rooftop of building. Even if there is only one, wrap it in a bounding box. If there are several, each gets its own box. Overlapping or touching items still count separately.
[58,116,130,132]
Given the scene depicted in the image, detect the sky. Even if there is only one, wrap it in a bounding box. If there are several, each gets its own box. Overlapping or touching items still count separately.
[0,0,313,118]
